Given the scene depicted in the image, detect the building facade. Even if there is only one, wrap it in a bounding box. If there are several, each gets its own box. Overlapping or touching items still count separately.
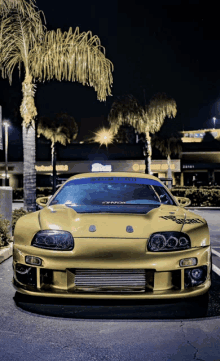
[0,141,181,188]
[181,129,220,186]
[1,128,219,189]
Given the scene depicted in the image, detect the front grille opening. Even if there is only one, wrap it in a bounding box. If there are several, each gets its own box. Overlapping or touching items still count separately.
[40,269,53,290]
[172,270,181,290]
[145,270,154,290]
[15,263,37,288]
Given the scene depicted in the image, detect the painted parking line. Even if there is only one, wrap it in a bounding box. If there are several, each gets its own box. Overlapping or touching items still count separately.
[212,249,220,276]
[212,264,220,277]
[212,249,220,258]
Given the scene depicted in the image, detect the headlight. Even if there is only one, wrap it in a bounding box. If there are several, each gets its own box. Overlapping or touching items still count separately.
[147,232,191,252]
[32,230,74,250]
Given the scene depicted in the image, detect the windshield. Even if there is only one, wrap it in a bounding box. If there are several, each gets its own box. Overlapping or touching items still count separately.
[49,177,175,213]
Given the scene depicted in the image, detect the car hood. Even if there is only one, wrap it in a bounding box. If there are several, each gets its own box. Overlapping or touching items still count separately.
[39,204,208,240]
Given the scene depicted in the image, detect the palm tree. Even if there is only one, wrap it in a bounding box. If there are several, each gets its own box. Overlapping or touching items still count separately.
[107,93,177,174]
[0,0,113,211]
[114,124,137,144]
[108,94,145,141]
[152,134,182,188]
[143,92,177,174]
[37,112,78,194]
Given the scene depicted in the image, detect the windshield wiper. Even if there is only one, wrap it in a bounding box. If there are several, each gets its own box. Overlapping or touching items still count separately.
[102,201,126,205]
[50,200,58,205]
[64,201,78,207]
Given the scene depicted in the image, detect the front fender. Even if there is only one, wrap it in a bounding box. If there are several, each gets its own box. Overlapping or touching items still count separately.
[14,211,41,246]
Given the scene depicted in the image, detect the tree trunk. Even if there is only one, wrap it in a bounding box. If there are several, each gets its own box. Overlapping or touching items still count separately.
[145,131,152,174]
[51,141,57,194]
[22,122,36,212]
[167,154,172,188]
[20,72,37,212]
[143,141,149,174]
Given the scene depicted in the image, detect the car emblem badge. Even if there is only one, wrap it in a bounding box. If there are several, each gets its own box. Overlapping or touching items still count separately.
[89,225,96,232]
[126,226,134,233]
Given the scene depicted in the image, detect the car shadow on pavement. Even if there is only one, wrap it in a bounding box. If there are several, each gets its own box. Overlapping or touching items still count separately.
[13,272,220,320]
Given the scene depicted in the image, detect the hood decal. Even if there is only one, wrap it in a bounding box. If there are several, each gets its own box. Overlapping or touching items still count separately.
[184,218,205,224]
[160,215,205,225]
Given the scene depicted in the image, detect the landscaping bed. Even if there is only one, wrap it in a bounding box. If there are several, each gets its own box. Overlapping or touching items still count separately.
[13,187,53,200]
[171,186,220,207]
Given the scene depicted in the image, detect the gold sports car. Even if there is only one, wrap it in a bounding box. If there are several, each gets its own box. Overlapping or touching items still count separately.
[13,172,211,308]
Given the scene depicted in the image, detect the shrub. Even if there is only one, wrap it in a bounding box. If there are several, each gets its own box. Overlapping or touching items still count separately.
[13,188,23,200]
[12,208,31,234]
[171,186,220,207]
[36,187,53,198]
[0,214,11,247]
[13,187,53,200]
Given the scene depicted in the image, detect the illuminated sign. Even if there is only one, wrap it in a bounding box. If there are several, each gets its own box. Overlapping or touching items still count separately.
[35,165,68,172]
[91,163,112,172]
[182,165,195,169]
[132,163,176,171]
[132,164,146,172]
[151,164,175,170]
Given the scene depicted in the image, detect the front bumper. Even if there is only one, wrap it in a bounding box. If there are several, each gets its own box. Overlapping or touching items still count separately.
[12,244,211,299]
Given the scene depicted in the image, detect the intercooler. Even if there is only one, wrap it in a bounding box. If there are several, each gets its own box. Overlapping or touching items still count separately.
[74,269,147,292]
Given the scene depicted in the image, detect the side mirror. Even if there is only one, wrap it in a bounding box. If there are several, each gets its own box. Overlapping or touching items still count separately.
[36,195,52,208]
[175,196,191,207]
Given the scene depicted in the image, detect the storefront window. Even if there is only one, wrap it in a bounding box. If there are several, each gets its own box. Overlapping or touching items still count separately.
[36,175,51,187]
[184,172,209,187]
[214,172,220,185]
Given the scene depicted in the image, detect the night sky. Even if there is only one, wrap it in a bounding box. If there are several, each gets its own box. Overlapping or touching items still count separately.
[1,0,220,145]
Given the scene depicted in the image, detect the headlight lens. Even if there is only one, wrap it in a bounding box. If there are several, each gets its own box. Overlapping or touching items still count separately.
[32,230,74,250]
[147,232,191,252]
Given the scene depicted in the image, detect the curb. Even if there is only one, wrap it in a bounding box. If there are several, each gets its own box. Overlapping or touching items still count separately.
[0,242,13,264]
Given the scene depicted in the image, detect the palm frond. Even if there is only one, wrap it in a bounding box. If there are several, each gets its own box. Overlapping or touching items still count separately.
[152,134,182,158]
[0,4,45,83]
[108,94,144,134]
[30,27,113,101]
[145,93,177,134]
[37,113,78,146]
[0,0,43,21]
[114,124,136,144]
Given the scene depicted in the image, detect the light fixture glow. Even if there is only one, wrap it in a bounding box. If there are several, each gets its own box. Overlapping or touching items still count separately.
[93,127,114,146]
[213,117,217,129]
[3,120,10,128]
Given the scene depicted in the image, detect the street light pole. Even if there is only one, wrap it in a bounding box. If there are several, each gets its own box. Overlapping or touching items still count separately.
[3,121,9,187]
[213,117,216,129]
[52,141,57,195]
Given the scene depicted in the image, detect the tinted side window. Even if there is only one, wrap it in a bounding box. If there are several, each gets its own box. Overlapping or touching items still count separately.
[153,186,175,205]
